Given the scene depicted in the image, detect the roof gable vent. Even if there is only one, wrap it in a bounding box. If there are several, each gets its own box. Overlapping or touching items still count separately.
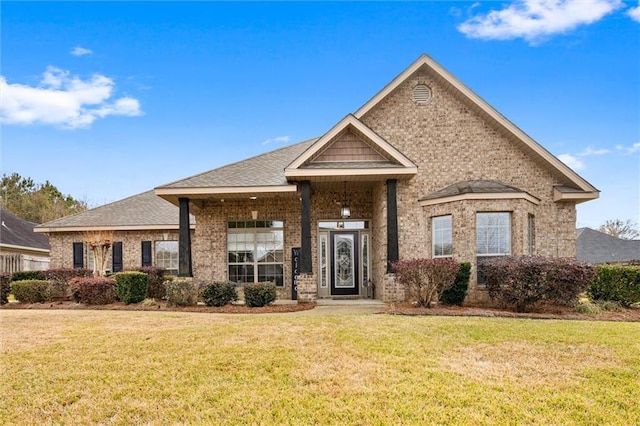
[412,84,432,104]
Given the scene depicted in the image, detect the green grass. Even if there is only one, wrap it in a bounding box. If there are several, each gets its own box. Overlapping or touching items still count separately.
[1,310,639,425]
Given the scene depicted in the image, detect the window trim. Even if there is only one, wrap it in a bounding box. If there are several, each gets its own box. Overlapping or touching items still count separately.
[476,212,512,257]
[432,215,453,258]
[227,221,285,287]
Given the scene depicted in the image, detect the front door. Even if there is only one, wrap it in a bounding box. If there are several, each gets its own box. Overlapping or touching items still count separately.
[330,231,359,296]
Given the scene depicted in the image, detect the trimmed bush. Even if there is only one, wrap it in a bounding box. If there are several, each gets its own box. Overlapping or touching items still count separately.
[392,258,460,308]
[11,270,44,282]
[10,280,50,303]
[440,262,471,306]
[588,265,640,307]
[43,268,92,283]
[166,280,198,306]
[115,272,148,304]
[202,281,238,307]
[244,282,277,307]
[1,272,11,304]
[133,267,167,300]
[69,277,116,305]
[481,256,595,312]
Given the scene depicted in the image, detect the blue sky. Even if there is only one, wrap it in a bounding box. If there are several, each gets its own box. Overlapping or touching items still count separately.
[1,1,639,229]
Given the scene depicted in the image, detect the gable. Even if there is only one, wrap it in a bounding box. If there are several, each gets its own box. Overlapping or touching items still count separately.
[285,115,417,182]
[354,54,599,203]
[311,128,391,164]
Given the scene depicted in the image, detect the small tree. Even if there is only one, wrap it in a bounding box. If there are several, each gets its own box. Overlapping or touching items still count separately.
[392,258,460,308]
[598,219,640,240]
[83,231,114,277]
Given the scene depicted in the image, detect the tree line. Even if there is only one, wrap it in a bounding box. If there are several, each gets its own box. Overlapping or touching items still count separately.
[1,173,88,224]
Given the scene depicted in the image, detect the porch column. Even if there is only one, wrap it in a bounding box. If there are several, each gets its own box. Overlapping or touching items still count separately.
[387,179,399,272]
[178,197,193,277]
[300,181,312,273]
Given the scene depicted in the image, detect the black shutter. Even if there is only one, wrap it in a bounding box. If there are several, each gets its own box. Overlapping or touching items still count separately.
[141,241,152,266]
[73,242,84,268]
[112,241,123,272]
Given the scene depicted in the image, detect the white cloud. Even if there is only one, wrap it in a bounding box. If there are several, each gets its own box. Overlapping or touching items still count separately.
[578,147,610,156]
[262,136,290,145]
[614,142,640,154]
[558,153,585,170]
[628,2,640,22]
[0,66,142,129]
[457,0,623,44]
[70,46,93,56]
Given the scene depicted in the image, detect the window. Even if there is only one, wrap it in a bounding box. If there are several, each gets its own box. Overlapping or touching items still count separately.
[155,241,178,275]
[476,212,511,285]
[476,212,511,256]
[432,215,453,257]
[228,221,284,286]
[528,214,535,255]
[86,245,113,274]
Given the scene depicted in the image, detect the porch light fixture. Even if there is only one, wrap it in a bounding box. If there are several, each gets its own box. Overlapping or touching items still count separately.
[340,181,351,219]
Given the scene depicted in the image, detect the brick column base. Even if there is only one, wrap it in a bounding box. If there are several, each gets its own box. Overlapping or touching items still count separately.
[297,274,317,303]
[381,273,406,303]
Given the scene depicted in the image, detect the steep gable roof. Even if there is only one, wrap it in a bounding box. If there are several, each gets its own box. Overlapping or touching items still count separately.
[577,227,640,264]
[285,115,417,182]
[355,54,598,202]
[0,208,50,252]
[34,191,194,233]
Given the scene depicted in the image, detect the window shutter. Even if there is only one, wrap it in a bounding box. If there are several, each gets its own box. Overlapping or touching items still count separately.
[112,241,123,272]
[73,242,84,268]
[141,241,152,266]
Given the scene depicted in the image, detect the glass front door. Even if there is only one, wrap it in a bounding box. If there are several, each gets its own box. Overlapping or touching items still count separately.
[330,231,359,296]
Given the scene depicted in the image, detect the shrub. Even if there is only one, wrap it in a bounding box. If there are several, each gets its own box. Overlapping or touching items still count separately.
[575,300,602,315]
[166,280,198,306]
[11,270,44,282]
[244,282,277,307]
[133,267,167,300]
[115,272,148,304]
[202,281,238,307]
[69,277,116,305]
[1,272,11,304]
[481,256,595,312]
[440,262,471,306]
[392,258,460,308]
[10,280,50,303]
[43,268,92,283]
[588,265,640,307]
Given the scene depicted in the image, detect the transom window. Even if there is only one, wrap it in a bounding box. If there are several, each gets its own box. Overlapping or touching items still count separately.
[228,221,284,287]
[476,212,511,256]
[432,215,452,258]
[155,241,178,275]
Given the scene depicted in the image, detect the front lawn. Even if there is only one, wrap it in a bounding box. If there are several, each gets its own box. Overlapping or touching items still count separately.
[1,310,638,425]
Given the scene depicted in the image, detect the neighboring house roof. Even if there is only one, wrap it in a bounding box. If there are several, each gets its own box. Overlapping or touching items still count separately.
[34,190,195,233]
[0,208,50,253]
[419,180,541,206]
[576,227,640,264]
[354,54,599,202]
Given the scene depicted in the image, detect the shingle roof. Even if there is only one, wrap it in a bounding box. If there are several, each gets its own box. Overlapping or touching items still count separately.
[1,208,50,250]
[35,190,194,231]
[157,138,318,189]
[420,179,526,201]
[577,227,640,264]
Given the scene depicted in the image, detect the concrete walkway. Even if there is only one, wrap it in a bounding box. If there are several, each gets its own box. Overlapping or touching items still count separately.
[275,298,388,315]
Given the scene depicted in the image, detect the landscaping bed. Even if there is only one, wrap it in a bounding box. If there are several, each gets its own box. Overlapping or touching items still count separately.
[385,302,640,321]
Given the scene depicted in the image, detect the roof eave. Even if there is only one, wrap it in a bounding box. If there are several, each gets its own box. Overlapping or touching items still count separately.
[553,188,600,204]
[419,192,541,207]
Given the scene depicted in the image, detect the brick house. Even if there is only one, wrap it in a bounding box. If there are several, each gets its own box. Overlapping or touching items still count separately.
[36,55,599,303]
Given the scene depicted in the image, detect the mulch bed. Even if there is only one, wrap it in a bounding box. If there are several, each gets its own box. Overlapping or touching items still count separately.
[3,300,640,321]
[384,303,640,322]
[0,300,316,314]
